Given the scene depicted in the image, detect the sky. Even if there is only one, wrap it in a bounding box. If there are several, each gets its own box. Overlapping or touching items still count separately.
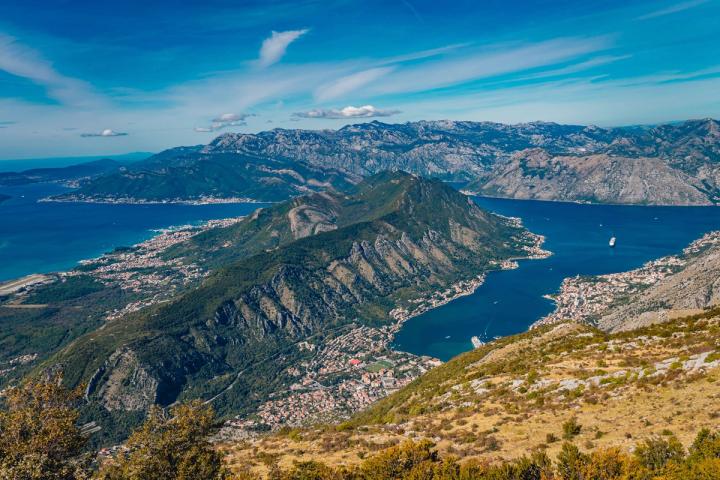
[0,0,719,159]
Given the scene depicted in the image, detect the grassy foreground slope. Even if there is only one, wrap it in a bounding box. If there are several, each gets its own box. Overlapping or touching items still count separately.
[225,307,720,475]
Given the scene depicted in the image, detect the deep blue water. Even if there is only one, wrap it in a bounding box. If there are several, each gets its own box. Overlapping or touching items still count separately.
[394,197,720,361]
[0,152,151,172]
[0,183,266,281]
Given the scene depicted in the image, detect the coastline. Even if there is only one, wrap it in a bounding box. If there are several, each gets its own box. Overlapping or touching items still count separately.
[40,195,270,205]
[221,216,553,434]
[531,230,720,331]
[461,190,718,207]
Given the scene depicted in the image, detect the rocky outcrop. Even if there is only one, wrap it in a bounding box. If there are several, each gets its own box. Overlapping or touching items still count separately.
[466,149,715,205]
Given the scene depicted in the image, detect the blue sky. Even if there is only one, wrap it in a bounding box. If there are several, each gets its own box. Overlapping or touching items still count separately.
[0,0,719,159]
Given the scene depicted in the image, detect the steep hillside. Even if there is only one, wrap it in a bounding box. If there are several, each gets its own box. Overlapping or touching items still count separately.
[465,149,715,205]
[46,172,541,442]
[225,307,720,476]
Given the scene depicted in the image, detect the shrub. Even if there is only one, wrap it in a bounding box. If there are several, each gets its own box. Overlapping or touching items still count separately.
[634,435,685,472]
[95,401,227,480]
[562,417,582,439]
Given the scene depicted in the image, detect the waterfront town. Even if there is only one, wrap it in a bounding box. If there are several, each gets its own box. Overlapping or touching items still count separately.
[220,323,442,436]
[0,207,553,434]
[73,216,246,320]
[538,231,720,327]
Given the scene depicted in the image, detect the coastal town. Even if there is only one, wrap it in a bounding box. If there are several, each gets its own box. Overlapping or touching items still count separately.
[538,231,720,327]
[72,216,246,320]
[221,324,442,436]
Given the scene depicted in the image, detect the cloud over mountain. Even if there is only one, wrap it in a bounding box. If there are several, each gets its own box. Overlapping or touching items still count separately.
[293,105,400,119]
[80,129,127,137]
[194,112,254,132]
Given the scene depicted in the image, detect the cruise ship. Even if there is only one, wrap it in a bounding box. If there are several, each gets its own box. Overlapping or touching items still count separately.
[609,236,616,248]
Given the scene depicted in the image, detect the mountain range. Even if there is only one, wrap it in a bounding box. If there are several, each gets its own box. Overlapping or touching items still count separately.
[0,159,122,187]
[53,118,720,205]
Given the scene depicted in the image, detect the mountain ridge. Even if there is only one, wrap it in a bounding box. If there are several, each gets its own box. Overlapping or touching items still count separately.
[37,172,542,443]
[55,118,720,205]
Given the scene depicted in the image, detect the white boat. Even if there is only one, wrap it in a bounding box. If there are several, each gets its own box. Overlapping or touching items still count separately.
[471,336,484,349]
[609,236,616,248]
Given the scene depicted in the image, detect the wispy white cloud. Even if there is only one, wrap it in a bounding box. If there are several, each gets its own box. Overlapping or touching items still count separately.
[377,43,471,66]
[257,29,309,67]
[515,55,632,82]
[80,129,127,137]
[368,36,613,96]
[293,105,401,119]
[315,67,394,101]
[194,112,257,132]
[0,33,103,107]
[637,0,708,20]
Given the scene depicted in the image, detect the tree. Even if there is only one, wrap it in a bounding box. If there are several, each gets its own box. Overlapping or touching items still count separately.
[581,447,630,480]
[359,440,438,480]
[95,401,227,480]
[556,442,588,480]
[634,435,684,472]
[0,376,89,480]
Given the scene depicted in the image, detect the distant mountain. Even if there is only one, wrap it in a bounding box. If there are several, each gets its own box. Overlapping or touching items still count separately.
[464,149,715,205]
[0,158,122,187]
[59,118,720,205]
[203,120,625,180]
[48,172,538,440]
[53,152,361,203]
[464,119,720,205]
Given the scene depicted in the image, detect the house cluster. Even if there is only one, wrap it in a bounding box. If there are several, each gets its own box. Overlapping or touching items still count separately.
[73,217,246,320]
[223,324,441,433]
[538,235,720,326]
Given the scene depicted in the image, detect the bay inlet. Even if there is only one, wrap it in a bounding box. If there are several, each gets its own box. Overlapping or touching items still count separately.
[393,196,720,361]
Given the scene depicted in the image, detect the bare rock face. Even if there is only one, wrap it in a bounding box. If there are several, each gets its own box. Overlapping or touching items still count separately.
[467,149,714,205]
[93,348,159,411]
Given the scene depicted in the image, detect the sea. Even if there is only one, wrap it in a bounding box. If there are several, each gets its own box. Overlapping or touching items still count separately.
[393,197,720,361]
[2,180,720,361]
[0,183,267,282]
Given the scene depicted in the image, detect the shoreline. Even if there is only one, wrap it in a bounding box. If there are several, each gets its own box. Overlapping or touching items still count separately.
[40,195,271,206]
[221,217,553,434]
[461,190,718,207]
[388,218,551,339]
